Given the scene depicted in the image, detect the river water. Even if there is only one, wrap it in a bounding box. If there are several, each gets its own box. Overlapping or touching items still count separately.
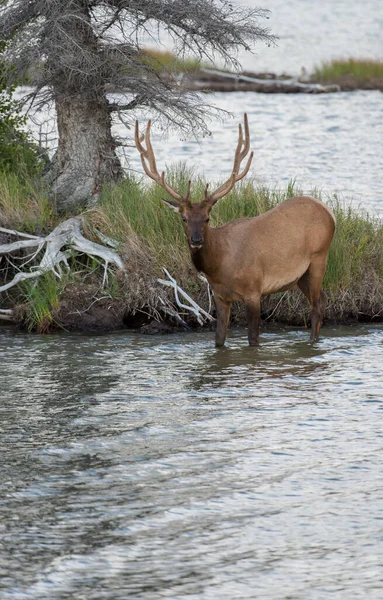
[1,325,383,599]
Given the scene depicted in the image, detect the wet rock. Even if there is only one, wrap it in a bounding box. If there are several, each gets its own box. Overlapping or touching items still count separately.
[140,320,175,335]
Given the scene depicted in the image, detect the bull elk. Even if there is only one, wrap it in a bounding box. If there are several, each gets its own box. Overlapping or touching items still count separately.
[135,115,335,347]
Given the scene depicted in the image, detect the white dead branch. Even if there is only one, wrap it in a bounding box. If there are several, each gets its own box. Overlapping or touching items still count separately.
[0,217,125,295]
[198,273,213,314]
[0,308,15,322]
[158,267,215,326]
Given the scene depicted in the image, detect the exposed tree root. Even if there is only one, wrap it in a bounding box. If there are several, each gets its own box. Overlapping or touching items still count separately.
[0,217,214,329]
[0,217,124,295]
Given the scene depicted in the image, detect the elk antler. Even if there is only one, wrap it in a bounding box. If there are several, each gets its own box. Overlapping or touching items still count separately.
[206,113,254,205]
[134,120,191,203]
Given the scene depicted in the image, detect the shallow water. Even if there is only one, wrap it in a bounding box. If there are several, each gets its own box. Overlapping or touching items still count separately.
[1,324,383,599]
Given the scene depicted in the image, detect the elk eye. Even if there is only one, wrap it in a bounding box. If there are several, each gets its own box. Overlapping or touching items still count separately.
[182,216,187,222]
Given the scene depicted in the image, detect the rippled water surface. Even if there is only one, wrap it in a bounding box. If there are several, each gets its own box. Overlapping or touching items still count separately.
[6,2,383,596]
[1,325,383,599]
[224,0,383,75]
[139,0,383,76]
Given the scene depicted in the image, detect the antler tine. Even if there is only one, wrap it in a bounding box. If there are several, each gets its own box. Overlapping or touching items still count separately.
[144,120,159,176]
[208,113,253,204]
[134,120,184,202]
[134,120,144,152]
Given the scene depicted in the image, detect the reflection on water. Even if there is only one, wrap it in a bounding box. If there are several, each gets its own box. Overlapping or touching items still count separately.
[1,324,383,599]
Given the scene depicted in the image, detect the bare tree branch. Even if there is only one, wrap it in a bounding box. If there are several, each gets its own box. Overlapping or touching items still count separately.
[0,1,39,39]
[0,0,275,207]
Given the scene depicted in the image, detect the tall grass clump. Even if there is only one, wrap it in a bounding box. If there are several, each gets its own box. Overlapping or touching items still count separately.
[140,48,207,74]
[325,199,381,289]
[0,171,54,232]
[98,164,201,274]
[312,58,383,83]
[323,197,383,320]
[20,272,63,332]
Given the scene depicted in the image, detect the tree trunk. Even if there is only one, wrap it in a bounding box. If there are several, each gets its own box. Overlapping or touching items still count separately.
[46,93,123,212]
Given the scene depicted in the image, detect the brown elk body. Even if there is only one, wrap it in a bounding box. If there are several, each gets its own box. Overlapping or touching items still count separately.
[135,115,335,347]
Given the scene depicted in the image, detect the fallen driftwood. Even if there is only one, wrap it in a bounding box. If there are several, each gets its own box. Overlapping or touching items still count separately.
[182,68,341,94]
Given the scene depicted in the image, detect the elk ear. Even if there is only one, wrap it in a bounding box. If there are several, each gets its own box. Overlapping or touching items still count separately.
[161,198,181,213]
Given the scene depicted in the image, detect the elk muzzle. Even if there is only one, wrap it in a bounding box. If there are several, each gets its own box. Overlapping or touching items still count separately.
[190,233,203,248]
[186,222,205,249]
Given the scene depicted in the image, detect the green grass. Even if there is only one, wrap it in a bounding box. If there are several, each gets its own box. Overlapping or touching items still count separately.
[140,48,208,74]
[2,166,383,329]
[0,171,54,232]
[312,58,383,82]
[325,198,383,288]
[21,272,62,332]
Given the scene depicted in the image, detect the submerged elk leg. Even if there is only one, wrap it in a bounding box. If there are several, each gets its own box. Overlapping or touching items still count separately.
[297,256,328,341]
[311,289,327,340]
[245,295,261,346]
[214,296,231,347]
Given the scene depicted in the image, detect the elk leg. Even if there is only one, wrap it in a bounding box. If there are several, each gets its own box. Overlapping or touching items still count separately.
[312,289,327,340]
[214,297,231,347]
[297,257,328,341]
[245,296,261,346]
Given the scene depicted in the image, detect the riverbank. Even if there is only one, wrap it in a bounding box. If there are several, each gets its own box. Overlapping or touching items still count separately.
[1,171,383,334]
[135,53,383,94]
[181,62,383,94]
[105,52,383,95]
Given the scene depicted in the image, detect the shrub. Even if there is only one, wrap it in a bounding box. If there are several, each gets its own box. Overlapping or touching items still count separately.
[0,44,47,177]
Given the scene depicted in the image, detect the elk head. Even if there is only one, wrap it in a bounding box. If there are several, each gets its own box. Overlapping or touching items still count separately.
[134,115,254,250]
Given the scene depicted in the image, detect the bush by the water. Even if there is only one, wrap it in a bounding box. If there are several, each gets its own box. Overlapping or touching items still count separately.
[0,47,47,178]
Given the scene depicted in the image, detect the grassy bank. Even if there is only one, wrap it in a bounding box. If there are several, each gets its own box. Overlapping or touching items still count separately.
[1,169,383,332]
[312,58,383,84]
[140,50,383,91]
[310,58,383,91]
